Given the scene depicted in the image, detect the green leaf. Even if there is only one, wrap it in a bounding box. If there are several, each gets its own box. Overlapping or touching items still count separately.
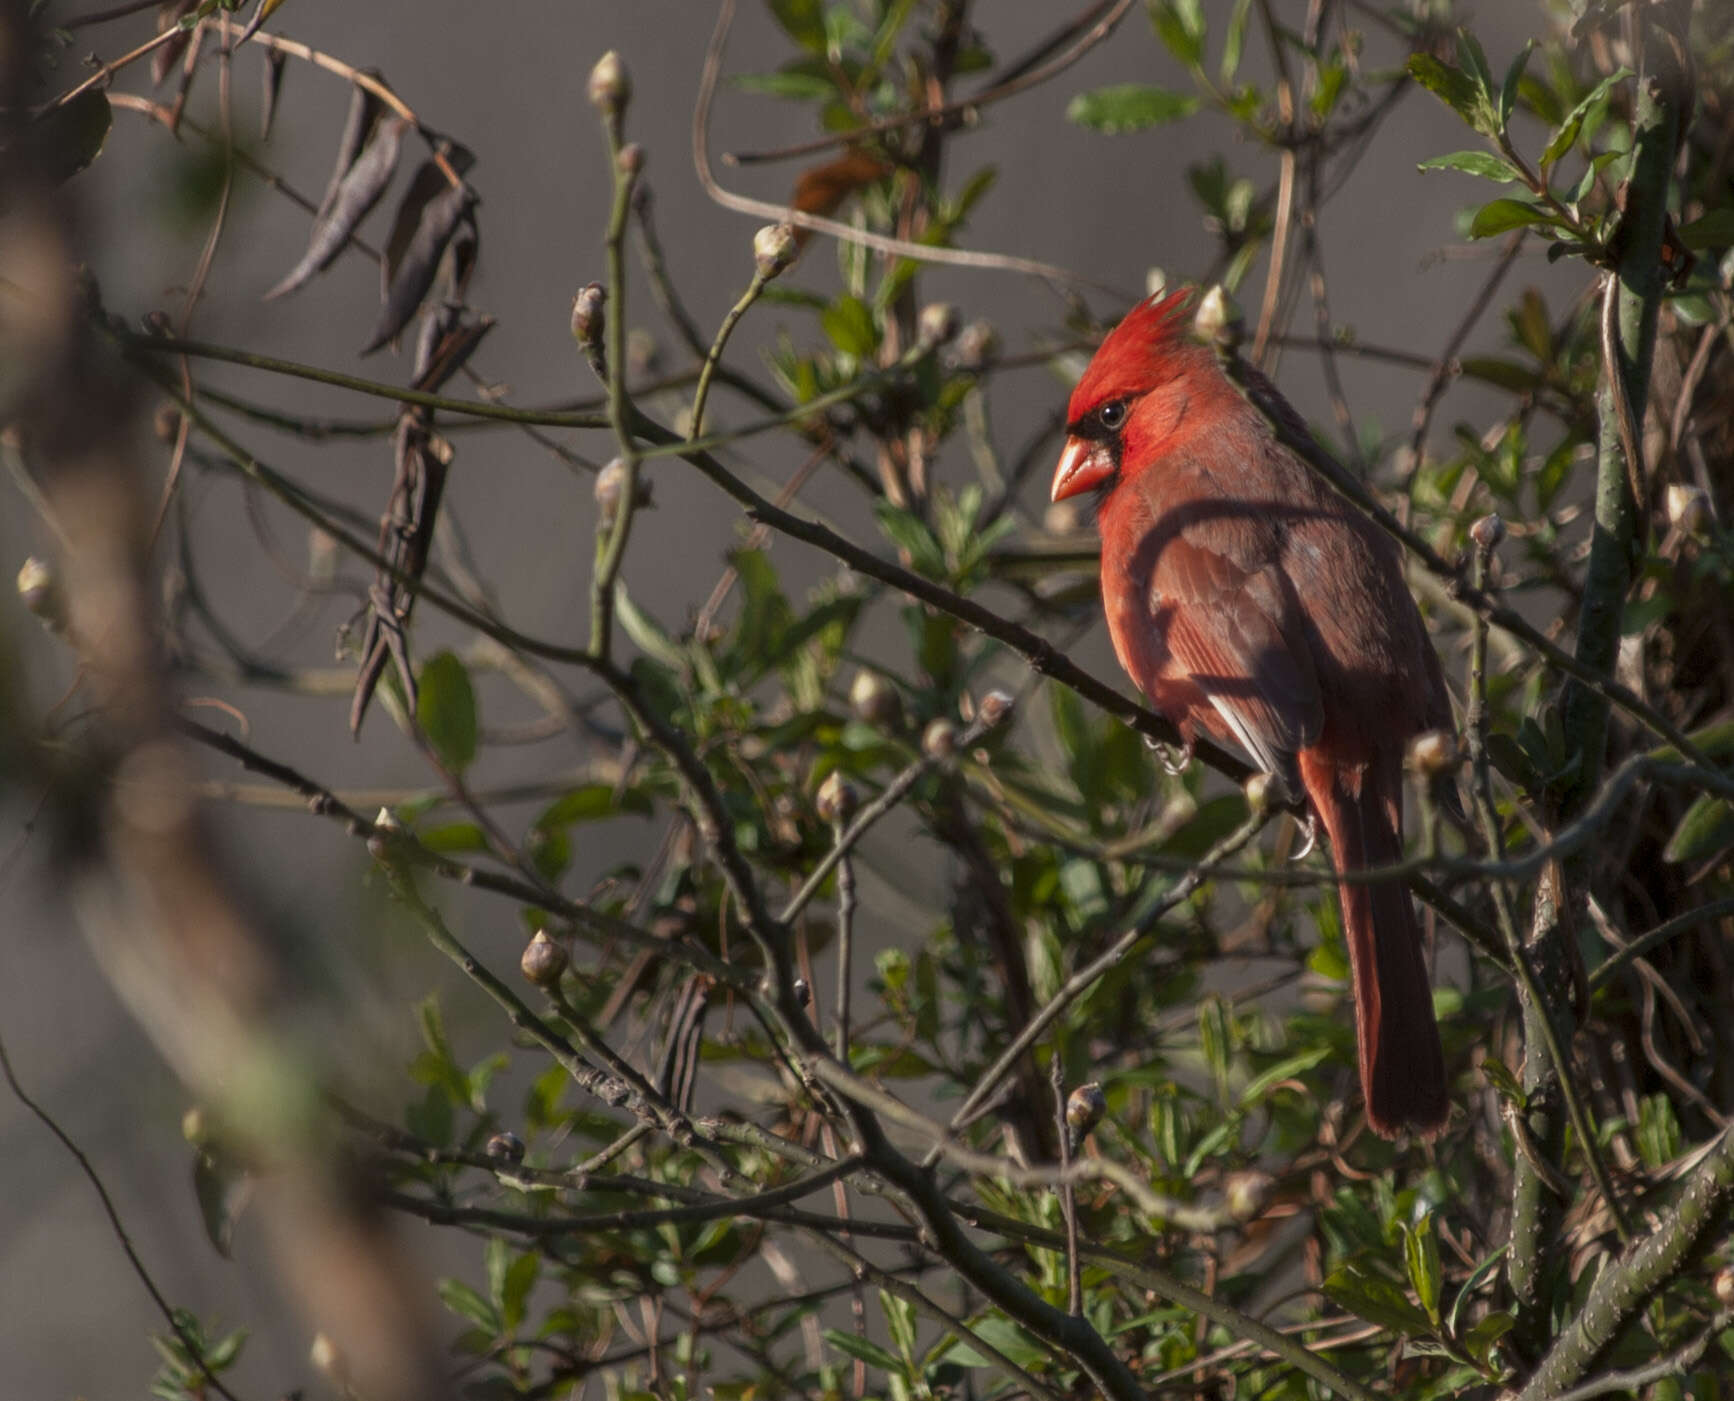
[1469,197,1559,239]
[1416,150,1523,183]
[1148,0,1206,68]
[1480,1055,1525,1106]
[768,0,825,52]
[1497,41,1532,131]
[1240,1045,1331,1104]
[1463,1311,1514,1365]
[501,1251,540,1334]
[1459,357,1542,393]
[614,583,688,670]
[731,69,834,101]
[1406,53,1487,133]
[873,499,946,578]
[1663,795,1734,866]
[1404,1213,1443,1324]
[1065,84,1199,135]
[1678,210,1734,251]
[438,1277,501,1333]
[821,295,879,358]
[1539,68,1629,170]
[1323,1262,1434,1335]
[822,1328,901,1372]
[417,651,478,774]
[536,782,652,828]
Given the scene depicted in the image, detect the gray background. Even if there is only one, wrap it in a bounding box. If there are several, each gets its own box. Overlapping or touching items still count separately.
[2,1,1561,1394]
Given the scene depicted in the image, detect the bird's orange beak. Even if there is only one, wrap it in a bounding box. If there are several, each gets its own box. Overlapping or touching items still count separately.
[1050,436,1115,502]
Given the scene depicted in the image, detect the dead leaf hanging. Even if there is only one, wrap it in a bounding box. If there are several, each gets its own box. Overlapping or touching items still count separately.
[362,180,474,354]
[265,90,406,300]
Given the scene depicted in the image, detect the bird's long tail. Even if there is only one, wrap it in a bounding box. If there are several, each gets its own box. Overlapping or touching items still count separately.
[1304,754,1448,1138]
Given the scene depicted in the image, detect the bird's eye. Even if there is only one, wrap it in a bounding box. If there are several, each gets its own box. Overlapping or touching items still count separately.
[1097,400,1127,432]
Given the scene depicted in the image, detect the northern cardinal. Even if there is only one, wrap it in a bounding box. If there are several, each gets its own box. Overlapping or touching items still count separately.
[1052,288,1450,1138]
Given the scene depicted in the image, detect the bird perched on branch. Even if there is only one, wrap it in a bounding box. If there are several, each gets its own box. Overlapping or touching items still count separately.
[1052,287,1451,1138]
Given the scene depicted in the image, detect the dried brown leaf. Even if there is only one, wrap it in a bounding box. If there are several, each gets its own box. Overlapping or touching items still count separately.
[363,181,474,354]
[265,112,408,300]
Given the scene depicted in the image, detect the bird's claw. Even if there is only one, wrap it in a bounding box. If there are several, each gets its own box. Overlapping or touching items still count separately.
[1143,734,1194,776]
[1290,809,1319,862]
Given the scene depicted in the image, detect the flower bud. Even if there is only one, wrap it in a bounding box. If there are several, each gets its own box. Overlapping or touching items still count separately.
[1469,513,1505,551]
[1715,1265,1734,1307]
[520,928,568,988]
[1193,284,1241,350]
[309,1333,345,1385]
[486,1130,526,1164]
[366,805,402,861]
[1408,729,1459,777]
[916,301,960,351]
[848,669,903,731]
[922,718,957,761]
[617,141,644,178]
[1223,1169,1272,1221]
[976,689,1014,729]
[587,50,630,115]
[17,556,63,630]
[595,457,628,528]
[753,222,798,280]
[1666,483,1708,534]
[570,282,606,351]
[815,769,858,825]
[1243,771,1273,816]
[1064,1081,1106,1147]
[956,319,999,371]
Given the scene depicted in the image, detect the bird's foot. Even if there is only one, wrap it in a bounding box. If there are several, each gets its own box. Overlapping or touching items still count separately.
[1290,809,1319,861]
[1143,733,1194,775]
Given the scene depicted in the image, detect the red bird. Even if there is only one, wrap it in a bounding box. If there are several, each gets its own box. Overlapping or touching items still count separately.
[1052,288,1450,1138]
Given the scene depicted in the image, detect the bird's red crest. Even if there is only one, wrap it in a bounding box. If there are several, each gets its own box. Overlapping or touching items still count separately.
[1065,286,1201,426]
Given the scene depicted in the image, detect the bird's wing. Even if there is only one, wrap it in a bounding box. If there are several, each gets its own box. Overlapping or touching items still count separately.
[1157,534,1323,792]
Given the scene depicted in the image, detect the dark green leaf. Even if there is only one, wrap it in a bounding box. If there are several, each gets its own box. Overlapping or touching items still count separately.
[1663,796,1734,866]
[1066,84,1199,135]
[768,0,825,52]
[731,69,834,101]
[417,651,478,774]
[615,584,688,670]
[439,1278,501,1334]
[1148,0,1206,68]
[821,295,879,357]
[536,783,652,828]
[1469,197,1559,239]
[822,1329,901,1372]
[873,500,946,578]
[1539,68,1629,170]
[11,89,111,199]
[1460,357,1542,393]
[1404,1213,1442,1323]
[1463,1312,1514,1365]
[1678,210,1734,251]
[1417,150,1523,183]
[1323,1262,1433,1335]
[1498,41,1532,130]
[1406,53,1486,132]
[1480,1055,1525,1105]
